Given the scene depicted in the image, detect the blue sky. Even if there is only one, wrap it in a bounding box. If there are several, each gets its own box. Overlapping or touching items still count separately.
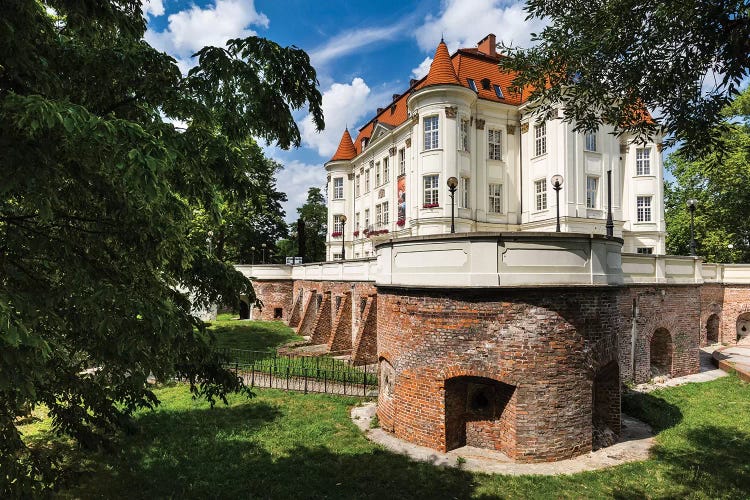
[142,0,543,220]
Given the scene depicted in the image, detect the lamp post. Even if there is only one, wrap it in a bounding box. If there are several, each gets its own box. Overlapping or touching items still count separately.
[206,230,213,257]
[250,246,255,265]
[606,169,614,239]
[687,198,698,256]
[447,176,458,234]
[551,174,564,232]
[340,215,347,260]
[261,243,267,264]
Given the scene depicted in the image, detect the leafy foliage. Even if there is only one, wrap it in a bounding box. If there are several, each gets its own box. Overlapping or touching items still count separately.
[500,0,750,157]
[0,0,323,494]
[665,88,750,261]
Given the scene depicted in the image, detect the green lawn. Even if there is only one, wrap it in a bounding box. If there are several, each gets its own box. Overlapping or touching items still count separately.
[19,375,750,498]
[208,314,303,352]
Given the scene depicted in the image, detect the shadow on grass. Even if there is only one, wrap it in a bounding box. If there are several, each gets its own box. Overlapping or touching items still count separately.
[65,402,486,500]
[622,389,683,433]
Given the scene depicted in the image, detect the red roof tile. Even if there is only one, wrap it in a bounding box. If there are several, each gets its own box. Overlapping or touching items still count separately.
[417,39,460,89]
[330,128,357,161]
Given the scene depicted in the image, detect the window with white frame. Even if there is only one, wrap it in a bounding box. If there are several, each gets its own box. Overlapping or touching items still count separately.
[636,148,651,175]
[364,209,370,229]
[584,132,597,152]
[459,177,470,208]
[535,179,547,210]
[381,201,389,224]
[637,196,652,222]
[460,119,470,152]
[489,183,503,213]
[333,177,343,200]
[333,253,343,260]
[383,157,389,183]
[375,203,383,226]
[534,122,547,156]
[636,247,654,255]
[333,214,344,233]
[355,174,360,197]
[355,212,360,232]
[488,128,502,160]
[365,168,370,192]
[424,116,439,150]
[375,161,381,186]
[586,176,599,209]
[423,174,439,206]
[398,148,406,175]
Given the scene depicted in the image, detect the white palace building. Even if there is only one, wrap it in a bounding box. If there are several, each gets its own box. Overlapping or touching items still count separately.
[324,34,665,260]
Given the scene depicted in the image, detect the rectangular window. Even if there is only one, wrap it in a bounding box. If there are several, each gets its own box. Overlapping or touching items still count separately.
[333,252,343,261]
[459,177,470,209]
[534,122,547,156]
[355,174,360,197]
[365,168,370,192]
[488,128,502,160]
[637,196,652,222]
[489,183,503,213]
[382,201,389,225]
[333,177,343,200]
[383,157,389,183]
[375,203,383,226]
[493,84,504,99]
[636,148,651,175]
[333,214,344,233]
[364,209,370,229]
[375,161,381,186]
[636,247,654,255]
[423,174,439,206]
[460,119,470,152]
[467,78,477,92]
[535,179,547,211]
[398,148,406,175]
[424,116,439,150]
[585,132,597,152]
[355,212,360,232]
[586,176,599,209]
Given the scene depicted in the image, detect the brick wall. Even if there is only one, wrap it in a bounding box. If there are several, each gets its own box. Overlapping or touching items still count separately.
[250,280,293,321]
[718,285,750,344]
[375,286,622,463]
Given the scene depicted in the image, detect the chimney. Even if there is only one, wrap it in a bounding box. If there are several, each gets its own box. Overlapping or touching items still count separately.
[477,33,497,57]
[392,93,400,101]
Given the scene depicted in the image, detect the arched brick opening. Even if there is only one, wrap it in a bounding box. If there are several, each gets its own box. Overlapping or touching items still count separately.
[650,328,673,377]
[444,376,516,454]
[736,312,750,343]
[239,299,250,320]
[592,361,620,450]
[706,314,720,344]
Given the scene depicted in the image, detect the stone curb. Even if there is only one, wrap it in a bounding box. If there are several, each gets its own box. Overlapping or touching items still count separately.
[351,403,655,476]
[712,347,750,383]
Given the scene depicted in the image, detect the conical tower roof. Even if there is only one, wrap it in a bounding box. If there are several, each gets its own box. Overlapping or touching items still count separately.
[330,128,357,161]
[419,39,460,88]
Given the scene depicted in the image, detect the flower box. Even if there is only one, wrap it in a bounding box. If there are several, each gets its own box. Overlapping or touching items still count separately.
[331,231,342,237]
[423,203,439,208]
[353,230,360,237]
[396,219,405,227]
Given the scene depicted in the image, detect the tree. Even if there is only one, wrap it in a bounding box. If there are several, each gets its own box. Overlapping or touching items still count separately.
[500,0,750,158]
[0,1,323,494]
[665,88,750,262]
[297,187,328,263]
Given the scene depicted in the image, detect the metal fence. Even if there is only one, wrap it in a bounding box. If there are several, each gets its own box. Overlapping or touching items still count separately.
[217,348,378,397]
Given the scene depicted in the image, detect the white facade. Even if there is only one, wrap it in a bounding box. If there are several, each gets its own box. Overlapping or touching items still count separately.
[324,39,665,261]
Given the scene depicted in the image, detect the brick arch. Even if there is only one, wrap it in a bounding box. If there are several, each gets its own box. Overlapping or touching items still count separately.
[634,316,679,383]
[440,366,513,386]
[640,315,680,344]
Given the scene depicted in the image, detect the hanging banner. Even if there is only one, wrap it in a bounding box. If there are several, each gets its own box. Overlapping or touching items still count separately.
[397,174,406,222]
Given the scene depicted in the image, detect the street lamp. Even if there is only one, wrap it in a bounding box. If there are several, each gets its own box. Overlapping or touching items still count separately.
[261,243,267,264]
[206,230,214,257]
[687,198,698,256]
[340,215,347,260]
[551,174,564,232]
[250,246,255,265]
[447,176,458,234]
[605,169,614,239]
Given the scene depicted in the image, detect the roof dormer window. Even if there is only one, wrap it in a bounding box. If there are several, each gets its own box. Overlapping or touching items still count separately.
[480,78,491,90]
[361,138,368,150]
[493,84,504,99]
[467,78,478,92]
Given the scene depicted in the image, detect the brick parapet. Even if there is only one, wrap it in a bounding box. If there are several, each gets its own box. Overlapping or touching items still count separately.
[250,280,293,321]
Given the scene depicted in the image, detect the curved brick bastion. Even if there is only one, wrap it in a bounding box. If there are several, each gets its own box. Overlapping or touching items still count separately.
[374,233,625,462]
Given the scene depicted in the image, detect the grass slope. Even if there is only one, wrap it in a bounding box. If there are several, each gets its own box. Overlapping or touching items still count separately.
[19,375,750,499]
[208,314,303,352]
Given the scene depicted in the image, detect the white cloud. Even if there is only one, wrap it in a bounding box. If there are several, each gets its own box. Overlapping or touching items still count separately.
[145,0,269,64]
[273,159,326,222]
[141,0,164,18]
[309,23,407,68]
[415,0,545,54]
[411,56,432,80]
[299,77,373,158]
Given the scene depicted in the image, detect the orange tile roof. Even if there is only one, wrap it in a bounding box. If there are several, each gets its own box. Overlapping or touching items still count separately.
[345,37,532,161]
[330,128,357,161]
[416,39,460,89]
